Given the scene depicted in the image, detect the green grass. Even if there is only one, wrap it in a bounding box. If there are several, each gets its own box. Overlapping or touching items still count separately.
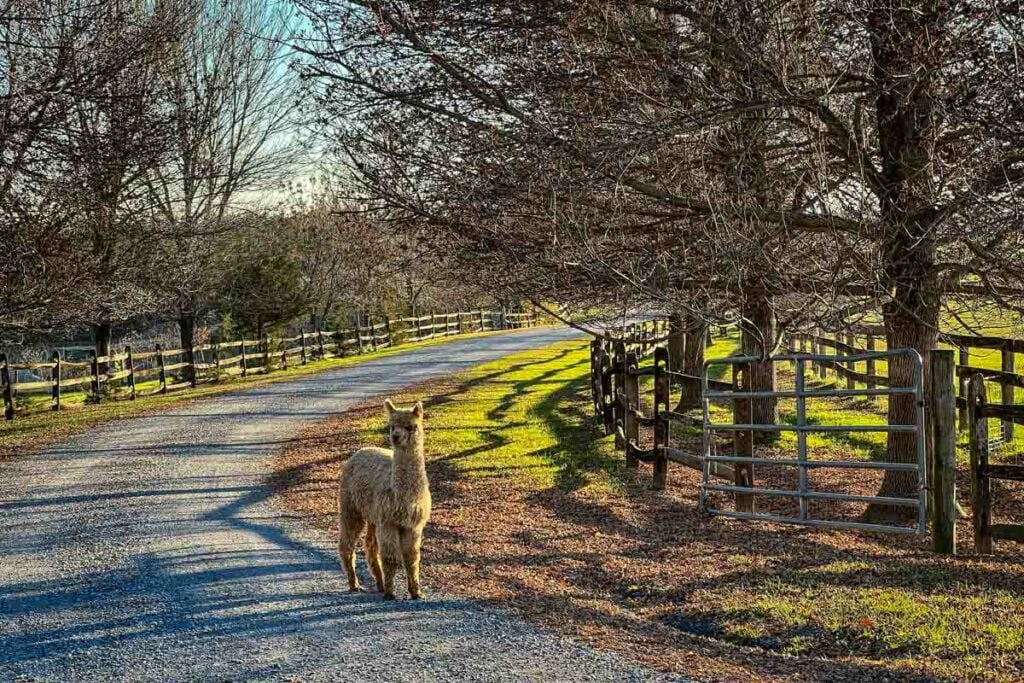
[351,340,622,493]
[0,329,513,459]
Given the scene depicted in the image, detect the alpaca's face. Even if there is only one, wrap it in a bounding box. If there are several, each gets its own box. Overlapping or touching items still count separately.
[385,400,423,449]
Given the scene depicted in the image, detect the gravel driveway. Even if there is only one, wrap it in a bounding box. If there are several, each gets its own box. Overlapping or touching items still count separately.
[0,328,680,682]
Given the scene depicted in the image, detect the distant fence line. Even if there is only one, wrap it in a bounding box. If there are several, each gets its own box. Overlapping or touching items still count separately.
[1,309,540,420]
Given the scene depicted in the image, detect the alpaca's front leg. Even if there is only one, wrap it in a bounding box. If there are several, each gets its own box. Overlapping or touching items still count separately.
[377,524,402,600]
[400,528,423,599]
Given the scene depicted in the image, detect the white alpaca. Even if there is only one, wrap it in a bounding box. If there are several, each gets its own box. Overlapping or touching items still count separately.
[337,399,431,599]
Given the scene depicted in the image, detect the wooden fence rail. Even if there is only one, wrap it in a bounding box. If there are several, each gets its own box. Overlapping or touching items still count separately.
[589,318,736,490]
[2,308,539,420]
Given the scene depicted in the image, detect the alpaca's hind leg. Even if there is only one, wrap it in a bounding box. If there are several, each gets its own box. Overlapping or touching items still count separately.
[376,524,402,600]
[400,528,424,599]
[364,522,384,592]
[338,506,366,592]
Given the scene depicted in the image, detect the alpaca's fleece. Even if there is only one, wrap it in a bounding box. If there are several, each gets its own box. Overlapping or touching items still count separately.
[338,400,431,599]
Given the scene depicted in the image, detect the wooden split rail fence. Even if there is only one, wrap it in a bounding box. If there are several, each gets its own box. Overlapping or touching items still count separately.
[1,309,539,420]
[589,319,736,489]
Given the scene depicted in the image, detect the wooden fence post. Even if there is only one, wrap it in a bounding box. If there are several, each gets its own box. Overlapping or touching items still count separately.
[188,346,198,388]
[478,309,486,332]
[51,351,61,411]
[240,338,248,377]
[1001,347,1015,442]
[280,337,288,370]
[317,329,325,359]
[930,350,957,554]
[90,350,101,399]
[613,341,626,452]
[263,337,272,372]
[125,345,136,400]
[733,362,755,512]
[624,350,640,469]
[212,342,221,377]
[653,347,670,489]
[384,316,393,346]
[357,322,365,354]
[968,374,992,554]
[866,335,876,391]
[370,317,379,352]
[300,332,308,365]
[957,345,969,430]
[845,332,856,390]
[156,344,167,393]
[1,354,13,420]
[600,340,614,434]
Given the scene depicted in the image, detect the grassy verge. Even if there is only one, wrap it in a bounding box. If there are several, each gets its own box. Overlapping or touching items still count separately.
[273,338,1024,682]
[0,329,512,460]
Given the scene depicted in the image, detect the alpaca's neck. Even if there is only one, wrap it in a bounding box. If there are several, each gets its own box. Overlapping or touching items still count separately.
[391,435,427,497]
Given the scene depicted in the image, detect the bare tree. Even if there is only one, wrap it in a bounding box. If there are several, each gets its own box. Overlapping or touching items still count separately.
[144,0,300,379]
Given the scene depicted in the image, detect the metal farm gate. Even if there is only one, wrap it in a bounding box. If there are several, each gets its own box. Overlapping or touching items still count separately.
[698,349,928,535]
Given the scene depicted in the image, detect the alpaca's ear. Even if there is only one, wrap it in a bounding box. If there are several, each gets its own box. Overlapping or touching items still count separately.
[384,399,397,415]
[412,401,424,418]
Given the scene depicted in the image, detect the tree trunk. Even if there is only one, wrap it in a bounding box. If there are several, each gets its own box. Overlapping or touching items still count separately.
[674,314,708,412]
[865,2,942,518]
[93,322,112,380]
[179,311,196,387]
[740,292,778,436]
[668,313,685,371]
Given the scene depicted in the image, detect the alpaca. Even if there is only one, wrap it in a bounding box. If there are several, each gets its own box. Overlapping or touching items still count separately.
[337,399,431,599]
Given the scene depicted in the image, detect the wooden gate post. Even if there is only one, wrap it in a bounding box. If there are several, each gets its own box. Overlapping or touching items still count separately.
[125,345,137,400]
[624,350,640,469]
[733,362,755,512]
[930,350,957,554]
[653,347,670,489]
[1,354,14,420]
[51,351,61,411]
[156,344,167,393]
[1001,348,1015,442]
[968,374,992,554]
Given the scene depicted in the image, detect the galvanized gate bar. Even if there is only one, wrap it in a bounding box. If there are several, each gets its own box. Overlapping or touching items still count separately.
[699,348,927,535]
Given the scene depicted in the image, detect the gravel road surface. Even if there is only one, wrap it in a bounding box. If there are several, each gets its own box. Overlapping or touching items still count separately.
[0,328,681,682]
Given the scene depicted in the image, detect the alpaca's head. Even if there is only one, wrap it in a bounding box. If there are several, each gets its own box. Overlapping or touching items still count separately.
[385,399,424,449]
